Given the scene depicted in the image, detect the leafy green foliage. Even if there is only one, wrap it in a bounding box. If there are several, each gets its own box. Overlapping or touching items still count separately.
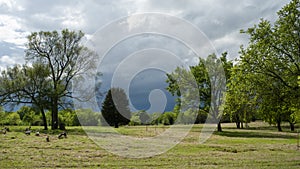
[224,65,257,128]
[234,0,300,131]
[166,53,232,131]
[176,109,198,124]
[149,112,162,125]
[17,106,42,126]
[129,114,141,126]
[75,109,101,126]
[0,108,22,126]
[157,112,177,125]
[58,109,80,126]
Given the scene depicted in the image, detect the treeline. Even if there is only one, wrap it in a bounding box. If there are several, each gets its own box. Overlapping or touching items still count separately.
[0,106,230,127]
[0,106,99,127]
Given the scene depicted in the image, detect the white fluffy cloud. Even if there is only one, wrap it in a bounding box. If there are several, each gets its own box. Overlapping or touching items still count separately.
[0,15,28,45]
[0,55,16,65]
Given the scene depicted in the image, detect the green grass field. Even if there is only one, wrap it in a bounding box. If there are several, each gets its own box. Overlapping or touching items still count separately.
[0,122,299,169]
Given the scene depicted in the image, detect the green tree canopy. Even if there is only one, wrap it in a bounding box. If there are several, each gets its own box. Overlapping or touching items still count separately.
[166,53,232,131]
[235,0,300,131]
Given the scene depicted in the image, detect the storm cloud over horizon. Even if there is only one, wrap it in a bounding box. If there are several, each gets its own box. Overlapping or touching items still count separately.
[0,0,291,112]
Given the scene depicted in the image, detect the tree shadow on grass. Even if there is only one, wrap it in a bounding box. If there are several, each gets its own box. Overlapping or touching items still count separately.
[215,130,297,139]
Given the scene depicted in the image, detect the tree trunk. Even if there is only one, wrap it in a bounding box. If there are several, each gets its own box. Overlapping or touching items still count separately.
[217,122,222,132]
[51,97,59,130]
[241,122,244,129]
[290,122,295,131]
[41,108,48,130]
[114,122,119,128]
[277,121,282,132]
[236,122,240,129]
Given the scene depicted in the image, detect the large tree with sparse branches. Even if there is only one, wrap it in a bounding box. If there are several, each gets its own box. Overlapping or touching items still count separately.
[25,29,97,129]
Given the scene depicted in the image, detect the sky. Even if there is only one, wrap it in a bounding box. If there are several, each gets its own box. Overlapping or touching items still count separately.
[0,0,291,112]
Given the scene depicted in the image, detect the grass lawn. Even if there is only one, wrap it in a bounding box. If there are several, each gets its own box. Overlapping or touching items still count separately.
[0,122,299,168]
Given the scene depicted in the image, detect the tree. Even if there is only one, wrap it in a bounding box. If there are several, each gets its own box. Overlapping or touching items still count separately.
[205,53,231,132]
[224,64,257,129]
[238,0,300,131]
[101,88,131,128]
[166,53,232,131]
[25,29,97,129]
[0,63,51,130]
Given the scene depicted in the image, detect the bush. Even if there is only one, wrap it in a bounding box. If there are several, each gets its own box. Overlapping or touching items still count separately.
[76,109,101,126]
[160,112,177,125]
[0,111,22,125]
[139,111,150,125]
[129,115,141,126]
[177,109,198,124]
[150,112,162,125]
[196,110,208,123]
[17,106,42,126]
[59,109,79,126]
